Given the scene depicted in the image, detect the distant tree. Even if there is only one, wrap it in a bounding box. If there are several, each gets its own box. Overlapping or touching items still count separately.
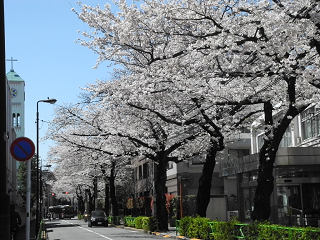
[17,154,38,208]
[46,102,135,216]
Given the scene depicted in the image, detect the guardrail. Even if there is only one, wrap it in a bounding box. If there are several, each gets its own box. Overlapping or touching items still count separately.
[36,220,46,240]
[175,220,180,235]
[123,216,136,227]
[120,216,320,239]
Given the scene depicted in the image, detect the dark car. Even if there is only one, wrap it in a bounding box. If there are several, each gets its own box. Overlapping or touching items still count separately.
[88,210,108,227]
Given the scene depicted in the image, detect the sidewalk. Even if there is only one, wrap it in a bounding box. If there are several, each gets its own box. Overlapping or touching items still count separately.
[147,226,187,239]
[113,225,187,239]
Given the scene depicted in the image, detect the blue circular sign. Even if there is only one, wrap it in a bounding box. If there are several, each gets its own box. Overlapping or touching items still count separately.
[10,137,35,161]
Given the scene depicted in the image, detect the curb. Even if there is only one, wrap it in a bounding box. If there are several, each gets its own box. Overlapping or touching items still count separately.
[149,230,189,239]
[123,226,189,239]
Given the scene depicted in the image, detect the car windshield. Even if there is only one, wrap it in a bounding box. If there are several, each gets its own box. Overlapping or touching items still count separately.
[92,211,105,217]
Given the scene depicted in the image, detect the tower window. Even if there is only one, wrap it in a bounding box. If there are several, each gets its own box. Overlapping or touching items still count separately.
[17,113,21,127]
[12,113,16,127]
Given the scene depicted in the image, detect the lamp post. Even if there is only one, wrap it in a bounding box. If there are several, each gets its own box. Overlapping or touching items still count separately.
[40,164,51,220]
[36,98,57,237]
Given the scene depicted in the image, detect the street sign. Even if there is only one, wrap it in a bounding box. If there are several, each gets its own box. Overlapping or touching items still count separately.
[10,137,35,161]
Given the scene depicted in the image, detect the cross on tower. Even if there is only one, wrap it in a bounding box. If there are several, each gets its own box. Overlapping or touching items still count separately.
[6,57,18,71]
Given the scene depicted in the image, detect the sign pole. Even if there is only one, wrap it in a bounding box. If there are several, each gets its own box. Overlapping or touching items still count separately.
[10,137,35,240]
[26,159,31,240]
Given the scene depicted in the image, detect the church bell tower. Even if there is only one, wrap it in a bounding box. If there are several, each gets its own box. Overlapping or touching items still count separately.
[6,57,25,138]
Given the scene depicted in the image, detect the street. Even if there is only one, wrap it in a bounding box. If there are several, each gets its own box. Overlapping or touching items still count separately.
[46,218,175,240]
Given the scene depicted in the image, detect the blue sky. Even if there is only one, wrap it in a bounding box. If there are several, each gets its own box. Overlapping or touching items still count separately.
[5,0,114,164]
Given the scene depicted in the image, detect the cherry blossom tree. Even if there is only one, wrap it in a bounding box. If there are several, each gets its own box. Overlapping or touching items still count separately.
[46,98,200,230]
[46,102,134,216]
[73,0,265,220]
[93,95,204,230]
[73,0,320,223]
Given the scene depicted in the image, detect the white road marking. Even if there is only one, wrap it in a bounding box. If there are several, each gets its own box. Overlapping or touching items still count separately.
[62,220,113,240]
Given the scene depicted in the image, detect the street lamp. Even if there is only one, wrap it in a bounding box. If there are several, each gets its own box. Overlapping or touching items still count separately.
[36,98,57,237]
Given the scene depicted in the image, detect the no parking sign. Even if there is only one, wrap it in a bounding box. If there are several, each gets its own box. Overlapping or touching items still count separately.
[10,137,35,161]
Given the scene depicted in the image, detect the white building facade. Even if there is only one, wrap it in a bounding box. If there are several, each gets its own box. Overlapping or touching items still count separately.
[220,105,320,227]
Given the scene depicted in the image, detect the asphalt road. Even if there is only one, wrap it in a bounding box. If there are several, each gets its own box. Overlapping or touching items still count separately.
[46,218,176,240]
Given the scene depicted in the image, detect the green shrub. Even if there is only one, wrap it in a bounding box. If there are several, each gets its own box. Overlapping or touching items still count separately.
[186,216,212,240]
[300,226,320,240]
[242,221,320,240]
[78,213,83,220]
[142,216,157,232]
[179,216,193,237]
[257,223,286,240]
[132,216,156,232]
[242,221,259,240]
[123,216,135,227]
[135,216,144,229]
[126,214,320,239]
[211,220,235,240]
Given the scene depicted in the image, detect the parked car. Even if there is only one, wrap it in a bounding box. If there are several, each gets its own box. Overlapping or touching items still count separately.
[88,210,108,227]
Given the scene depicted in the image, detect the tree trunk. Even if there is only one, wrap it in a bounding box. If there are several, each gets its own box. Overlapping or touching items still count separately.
[252,98,303,221]
[88,190,94,213]
[109,175,118,216]
[251,150,275,221]
[154,155,169,231]
[104,183,109,217]
[196,145,217,217]
[77,195,85,214]
[252,101,274,221]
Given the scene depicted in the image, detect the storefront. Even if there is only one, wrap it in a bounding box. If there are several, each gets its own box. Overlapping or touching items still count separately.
[223,148,320,227]
[275,166,320,227]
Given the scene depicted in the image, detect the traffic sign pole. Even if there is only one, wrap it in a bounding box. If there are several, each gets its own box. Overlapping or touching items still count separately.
[10,137,35,240]
[10,137,35,162]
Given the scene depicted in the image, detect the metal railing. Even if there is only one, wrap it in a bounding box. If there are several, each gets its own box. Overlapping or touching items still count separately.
[36,220,46,240]
[123,216,136,227]
[208,221,320,239]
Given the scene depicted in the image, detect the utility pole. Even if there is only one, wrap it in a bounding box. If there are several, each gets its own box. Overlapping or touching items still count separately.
[0,0,11,238]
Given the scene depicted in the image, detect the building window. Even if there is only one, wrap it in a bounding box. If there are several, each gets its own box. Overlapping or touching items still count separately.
[17,113,21,127]
[135,167,139,180]
[301,106,320,141]
[257,125,292,150]
[240,126,251,133]
[257,133,264,152]
[143,163,148,179]
[139,165,142,180]
[228,149,250,160]
[12,113,16,127]
[279,126,292,147]
[191,156,203,165]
